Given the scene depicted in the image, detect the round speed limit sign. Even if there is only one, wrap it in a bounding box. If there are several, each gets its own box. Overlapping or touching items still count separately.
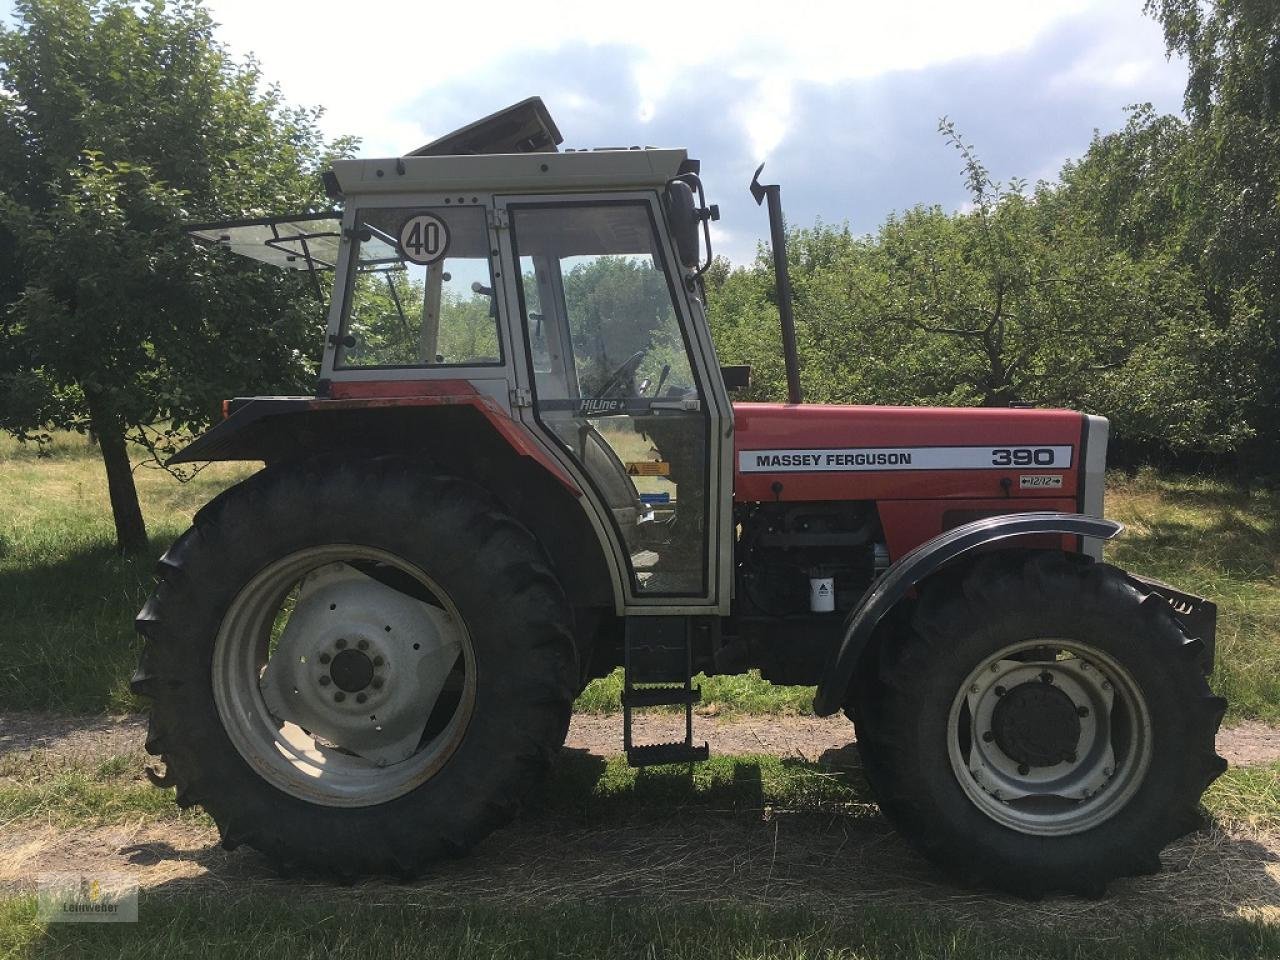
[397,213,450,265]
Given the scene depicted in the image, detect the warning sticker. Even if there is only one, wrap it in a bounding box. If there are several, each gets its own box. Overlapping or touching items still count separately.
[1019,474,1064,489]
[626,461,671,477]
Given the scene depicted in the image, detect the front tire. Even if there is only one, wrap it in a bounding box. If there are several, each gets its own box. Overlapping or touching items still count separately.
[851,550,1226,897]
[132,457,577,878]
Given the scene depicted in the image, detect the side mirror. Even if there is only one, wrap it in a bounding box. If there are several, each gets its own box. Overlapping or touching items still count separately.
[664,180,700,271]
[665,176,719,276]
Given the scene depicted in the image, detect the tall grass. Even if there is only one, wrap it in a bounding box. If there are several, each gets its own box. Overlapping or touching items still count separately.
[1106,469,1280,721]
[0,433,252,712]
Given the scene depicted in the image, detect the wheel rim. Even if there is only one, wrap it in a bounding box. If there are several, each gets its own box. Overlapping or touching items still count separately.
[212,545,476,807]
[946,639,1152,836]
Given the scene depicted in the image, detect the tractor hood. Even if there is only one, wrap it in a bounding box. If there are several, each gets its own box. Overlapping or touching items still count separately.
[732,402,1091,505]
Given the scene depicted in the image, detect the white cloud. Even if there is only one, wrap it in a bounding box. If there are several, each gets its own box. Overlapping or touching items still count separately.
[1045,3,1184,100]
[202,0,1119,157]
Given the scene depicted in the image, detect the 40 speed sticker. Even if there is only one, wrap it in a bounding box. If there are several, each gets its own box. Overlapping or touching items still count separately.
[738,445,1073,473]
[397,213,450,265]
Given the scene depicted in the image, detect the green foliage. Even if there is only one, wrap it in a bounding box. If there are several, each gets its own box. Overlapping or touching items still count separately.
[343,270,500,367]
[562,255,690,392]
[710,112,1270,462]
[0,0,355,548]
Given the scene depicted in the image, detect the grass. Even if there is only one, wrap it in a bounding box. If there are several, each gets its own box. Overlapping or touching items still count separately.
[0,435,1277,720]
[1106,469,1280,721]
[1,895,1277,960]
[0,433,253,713]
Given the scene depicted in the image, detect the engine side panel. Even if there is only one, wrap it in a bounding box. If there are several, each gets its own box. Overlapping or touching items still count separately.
[733,403,1089,559]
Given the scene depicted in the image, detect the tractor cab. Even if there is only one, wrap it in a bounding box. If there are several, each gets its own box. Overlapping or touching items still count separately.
[185,98,733,606]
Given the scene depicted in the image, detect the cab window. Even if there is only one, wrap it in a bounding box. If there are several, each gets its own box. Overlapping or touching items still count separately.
[337,206,501,368]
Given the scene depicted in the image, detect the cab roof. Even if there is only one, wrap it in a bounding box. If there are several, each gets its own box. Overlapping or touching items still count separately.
[330,146,689,198]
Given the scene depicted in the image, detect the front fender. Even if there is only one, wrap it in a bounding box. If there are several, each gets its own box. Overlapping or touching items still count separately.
[811,512,1124,716]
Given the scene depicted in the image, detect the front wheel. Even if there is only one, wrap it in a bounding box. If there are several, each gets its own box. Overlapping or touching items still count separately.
[852,550,1226,897]
[132,457,577,878]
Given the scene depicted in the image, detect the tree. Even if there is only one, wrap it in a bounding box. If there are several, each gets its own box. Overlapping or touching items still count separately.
[1142,0,1280,466]
[0,0,356,551]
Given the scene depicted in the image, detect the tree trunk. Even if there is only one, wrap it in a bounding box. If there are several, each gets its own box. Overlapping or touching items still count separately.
[86,393,148,553]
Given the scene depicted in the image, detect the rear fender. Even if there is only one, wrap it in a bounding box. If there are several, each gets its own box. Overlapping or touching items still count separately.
[811,512,1124,716]
[168,397,619,617]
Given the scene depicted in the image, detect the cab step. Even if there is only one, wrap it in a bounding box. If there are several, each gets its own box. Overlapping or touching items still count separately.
[626,741,710,767]
[623,617,709,768]
[622,684,701,708]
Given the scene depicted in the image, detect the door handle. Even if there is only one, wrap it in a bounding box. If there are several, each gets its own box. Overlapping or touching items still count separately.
[649,398,701,412]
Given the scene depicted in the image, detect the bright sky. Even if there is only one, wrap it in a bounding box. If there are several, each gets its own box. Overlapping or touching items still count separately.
[1,0,1187,263]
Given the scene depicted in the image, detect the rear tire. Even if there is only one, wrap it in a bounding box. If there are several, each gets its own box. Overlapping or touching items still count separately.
[850,550,1226,897]
[132,456,577,878]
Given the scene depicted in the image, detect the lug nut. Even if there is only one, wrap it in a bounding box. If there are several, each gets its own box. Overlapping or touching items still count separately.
[1077,705,1090,718]
[1066,752,1077,763]
[970,683,979,693]
[373,656,384,667]
[982,731,995,742]
[319,676,331,686]
[1039,671,1054,685]
[994,685,1007,697]
[334,691,346,703]
[356,692,367,704]
[357,639,369,651]
[1018,763,1030,776]
[372,678,384,689]
[319,653,331,665]
[335,638,347,650]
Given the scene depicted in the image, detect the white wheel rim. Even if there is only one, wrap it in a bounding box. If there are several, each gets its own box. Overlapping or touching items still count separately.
[212,545,476,807]
[946,639,1152,836]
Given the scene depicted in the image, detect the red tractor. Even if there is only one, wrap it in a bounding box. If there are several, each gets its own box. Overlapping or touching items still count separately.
[134,99,1225,896]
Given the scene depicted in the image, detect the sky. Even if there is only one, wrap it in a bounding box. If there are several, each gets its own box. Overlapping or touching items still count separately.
[0,0,1188,264]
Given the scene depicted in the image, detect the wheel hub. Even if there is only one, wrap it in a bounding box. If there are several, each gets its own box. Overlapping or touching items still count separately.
[990,681,1081,767]
[329,648,375,692]
[258,562,463,766]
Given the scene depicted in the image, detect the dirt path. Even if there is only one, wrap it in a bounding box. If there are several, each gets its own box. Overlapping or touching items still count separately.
[3,711,1279,769]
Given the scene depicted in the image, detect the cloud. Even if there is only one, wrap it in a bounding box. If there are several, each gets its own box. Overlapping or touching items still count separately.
[388,8,1185,263]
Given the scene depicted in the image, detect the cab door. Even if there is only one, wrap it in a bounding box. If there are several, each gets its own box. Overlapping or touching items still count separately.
[496,194,731,611]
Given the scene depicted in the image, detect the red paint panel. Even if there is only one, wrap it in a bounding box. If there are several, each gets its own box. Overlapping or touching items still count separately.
[733,403,1084,503]
[876,498,1078,560]
[328,379,478,399]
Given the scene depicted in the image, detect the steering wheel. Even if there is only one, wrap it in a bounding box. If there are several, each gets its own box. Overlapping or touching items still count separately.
[596,350,647,399]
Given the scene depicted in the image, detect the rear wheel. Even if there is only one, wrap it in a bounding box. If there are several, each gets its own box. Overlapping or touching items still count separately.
[851,550,1226,897]
[132,457,577,878]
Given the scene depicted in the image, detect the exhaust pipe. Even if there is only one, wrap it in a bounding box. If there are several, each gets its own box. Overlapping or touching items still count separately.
[750,163,802,405]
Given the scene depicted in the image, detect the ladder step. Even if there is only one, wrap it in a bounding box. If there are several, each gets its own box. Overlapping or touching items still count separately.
[622,685,701,708]
[626,741,710,768]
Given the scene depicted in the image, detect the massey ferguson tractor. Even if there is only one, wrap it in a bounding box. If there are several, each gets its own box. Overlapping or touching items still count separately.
[132,98,1226,896]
